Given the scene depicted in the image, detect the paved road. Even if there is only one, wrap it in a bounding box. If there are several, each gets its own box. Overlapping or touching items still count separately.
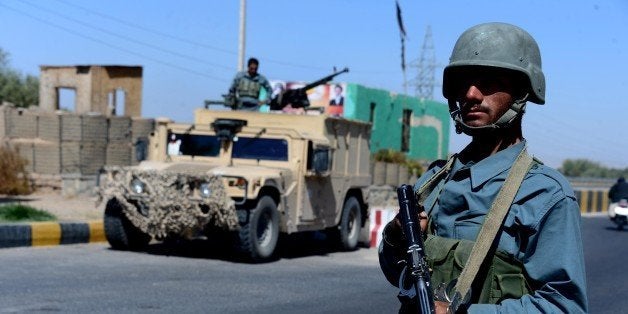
[583,215,628,313]
[0,216,623,313]
[0,235,398,313]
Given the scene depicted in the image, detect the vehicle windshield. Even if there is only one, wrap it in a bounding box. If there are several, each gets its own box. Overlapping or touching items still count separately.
[233,137,288,161]
[167,133,288,161]
[167,132,220,157]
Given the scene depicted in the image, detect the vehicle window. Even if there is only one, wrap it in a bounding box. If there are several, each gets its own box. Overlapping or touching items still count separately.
[233,137,288,161]
[167,132,220,157]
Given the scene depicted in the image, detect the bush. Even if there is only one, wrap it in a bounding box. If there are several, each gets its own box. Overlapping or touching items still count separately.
[405,159,424,177]
[0,204,56,222]
[372,149,425,176]
[373,149,406,164]
[0,146,31,195]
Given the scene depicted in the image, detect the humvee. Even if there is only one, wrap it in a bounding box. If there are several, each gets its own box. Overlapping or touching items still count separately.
[99,109,372,262]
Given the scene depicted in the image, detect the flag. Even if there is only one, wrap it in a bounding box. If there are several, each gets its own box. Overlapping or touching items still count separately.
[396,0,407,71]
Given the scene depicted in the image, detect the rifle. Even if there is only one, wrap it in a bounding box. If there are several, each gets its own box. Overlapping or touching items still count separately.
[397,184,435,314]
[270,67,349,110]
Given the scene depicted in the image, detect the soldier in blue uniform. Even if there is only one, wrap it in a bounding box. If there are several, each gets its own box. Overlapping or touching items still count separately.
[379,22,588,313]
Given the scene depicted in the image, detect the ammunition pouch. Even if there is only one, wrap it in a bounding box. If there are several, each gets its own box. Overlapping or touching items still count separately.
[237,78,261,99]
[424,235,532,304]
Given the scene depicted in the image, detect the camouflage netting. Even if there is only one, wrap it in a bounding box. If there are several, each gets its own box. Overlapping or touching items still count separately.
[98,167,239,240]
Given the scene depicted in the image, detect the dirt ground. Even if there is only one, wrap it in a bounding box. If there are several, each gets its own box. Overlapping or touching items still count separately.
[0,189,105,222]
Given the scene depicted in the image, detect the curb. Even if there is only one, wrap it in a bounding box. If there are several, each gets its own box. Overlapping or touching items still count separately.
[0,220,105,249]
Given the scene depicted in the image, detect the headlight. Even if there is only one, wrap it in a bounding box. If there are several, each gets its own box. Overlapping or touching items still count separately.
[199,182,211,198]
[130,178,145,194]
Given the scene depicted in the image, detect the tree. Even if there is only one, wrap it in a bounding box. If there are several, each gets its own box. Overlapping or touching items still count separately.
[0,48,39,108]
[560,158,628,179]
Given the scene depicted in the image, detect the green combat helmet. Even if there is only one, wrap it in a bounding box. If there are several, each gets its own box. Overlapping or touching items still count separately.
[442,22,545,135]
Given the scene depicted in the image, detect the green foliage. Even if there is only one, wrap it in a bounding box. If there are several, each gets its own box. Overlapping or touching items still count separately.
[405,159,424,177]
[373,149,406,163]
[372,149,425,176]
[0,146,32,195]
[0,47,39,108]
[559,158,628,178]
[0,204,56,222]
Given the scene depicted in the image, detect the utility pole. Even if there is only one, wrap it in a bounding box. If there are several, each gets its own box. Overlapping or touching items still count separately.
[237,0,246,71]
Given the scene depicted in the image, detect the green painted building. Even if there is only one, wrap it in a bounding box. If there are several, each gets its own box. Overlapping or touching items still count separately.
[341,83,450,161]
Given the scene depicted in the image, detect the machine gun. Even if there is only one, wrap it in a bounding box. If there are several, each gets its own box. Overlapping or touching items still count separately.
[397,184,435,314]
[204,94,237,110]
[270,67,349,111]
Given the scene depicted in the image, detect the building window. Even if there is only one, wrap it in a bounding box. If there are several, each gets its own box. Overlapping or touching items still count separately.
[56,87,76,112]
[369,102,376,124]
[401,109,412,152]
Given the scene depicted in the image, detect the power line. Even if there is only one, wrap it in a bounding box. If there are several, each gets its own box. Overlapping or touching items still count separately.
[20,0,234,72]
[50,0,333,72]
[524,119,627,166]
[532,109,627,148]
[0,2,229,82]
[51,0,236,56]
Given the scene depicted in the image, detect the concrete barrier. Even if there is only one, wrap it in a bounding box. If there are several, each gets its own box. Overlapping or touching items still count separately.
[368,206,398,248]
[575,189,609,214]
[0,220,105,249]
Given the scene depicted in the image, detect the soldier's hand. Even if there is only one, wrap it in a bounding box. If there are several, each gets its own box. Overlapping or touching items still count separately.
[435,301,450,314]
[391,204,428,232]
[383,205,428,248]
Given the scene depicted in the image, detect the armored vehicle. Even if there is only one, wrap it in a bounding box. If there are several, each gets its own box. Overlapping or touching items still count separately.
[99,109,371,262]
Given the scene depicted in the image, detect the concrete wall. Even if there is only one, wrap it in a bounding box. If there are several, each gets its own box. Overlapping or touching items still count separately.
[343,84,450,161]
[0,104,154,190]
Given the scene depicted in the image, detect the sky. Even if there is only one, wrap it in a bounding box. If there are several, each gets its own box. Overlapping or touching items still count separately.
[1,0,627,169]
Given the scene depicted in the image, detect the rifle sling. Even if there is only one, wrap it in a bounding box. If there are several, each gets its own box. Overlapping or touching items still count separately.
[450,148,534,310]
[416,155,457,204]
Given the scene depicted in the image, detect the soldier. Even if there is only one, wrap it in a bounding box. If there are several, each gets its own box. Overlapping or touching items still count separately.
[228,57,273,111]
[379,22,588,313]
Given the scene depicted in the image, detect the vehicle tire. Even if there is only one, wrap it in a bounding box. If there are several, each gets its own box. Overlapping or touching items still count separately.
[236,196,279,262]
[332,196,362,251]
[104,198,151,251]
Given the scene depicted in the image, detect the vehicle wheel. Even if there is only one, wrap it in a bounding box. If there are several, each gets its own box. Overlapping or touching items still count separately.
[236,196,279,262]
[618,223,624,231]
[332,196,362,251]
[104,198,151,251]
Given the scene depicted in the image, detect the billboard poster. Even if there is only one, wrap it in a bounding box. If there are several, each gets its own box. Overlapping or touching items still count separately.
[270,80,346,117]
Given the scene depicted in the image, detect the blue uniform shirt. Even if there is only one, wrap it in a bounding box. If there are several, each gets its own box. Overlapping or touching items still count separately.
[413,141,588,313]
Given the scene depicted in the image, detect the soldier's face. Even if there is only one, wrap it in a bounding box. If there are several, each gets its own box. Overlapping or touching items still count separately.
[248,63,258,76]
[453,68,518,128]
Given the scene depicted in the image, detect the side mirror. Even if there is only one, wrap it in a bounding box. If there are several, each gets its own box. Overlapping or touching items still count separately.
[312,148,330,174]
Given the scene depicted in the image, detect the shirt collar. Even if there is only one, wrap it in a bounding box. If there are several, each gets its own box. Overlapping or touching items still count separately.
[463,141,527,189]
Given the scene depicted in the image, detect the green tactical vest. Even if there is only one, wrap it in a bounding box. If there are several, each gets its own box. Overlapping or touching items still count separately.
[237,78,261,99]
[424,234,532,304]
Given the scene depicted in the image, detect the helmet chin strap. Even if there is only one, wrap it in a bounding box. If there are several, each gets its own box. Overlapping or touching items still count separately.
[448,93,529,136]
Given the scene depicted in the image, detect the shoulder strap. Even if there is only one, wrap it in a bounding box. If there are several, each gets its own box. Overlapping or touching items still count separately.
[449,148,534,311]
[416,154,456,204]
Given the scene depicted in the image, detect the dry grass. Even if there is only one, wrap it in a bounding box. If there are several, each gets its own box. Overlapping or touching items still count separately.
[0,146,31,195]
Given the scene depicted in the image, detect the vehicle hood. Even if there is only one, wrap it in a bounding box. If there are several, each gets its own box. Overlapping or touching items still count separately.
[134,161,286,179]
